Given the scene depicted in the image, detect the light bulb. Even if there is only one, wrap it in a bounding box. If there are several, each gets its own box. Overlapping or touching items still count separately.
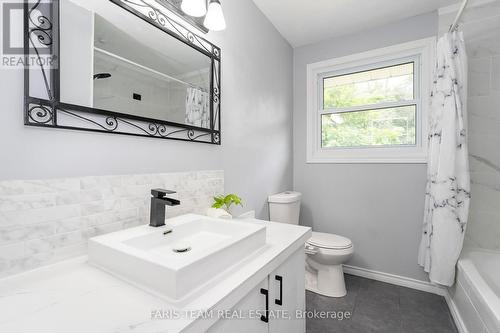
[204,0,226,31]
[181,0,207,17]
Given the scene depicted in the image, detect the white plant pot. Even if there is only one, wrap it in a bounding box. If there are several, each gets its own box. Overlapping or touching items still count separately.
[206,208,232,219]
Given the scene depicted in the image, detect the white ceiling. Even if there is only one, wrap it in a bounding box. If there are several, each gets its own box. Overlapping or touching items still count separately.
[252,0,459,47]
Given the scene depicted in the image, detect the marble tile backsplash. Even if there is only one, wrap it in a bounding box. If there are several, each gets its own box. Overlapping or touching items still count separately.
[0,170,224,277]
[441,2,500,251]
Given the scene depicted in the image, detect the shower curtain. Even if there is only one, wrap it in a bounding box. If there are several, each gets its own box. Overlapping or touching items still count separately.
[185,87,210,129]
[418,31,471,287]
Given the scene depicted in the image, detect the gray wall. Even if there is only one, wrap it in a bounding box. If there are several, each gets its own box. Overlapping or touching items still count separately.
[0,0,293,220]
[293,13,438,281]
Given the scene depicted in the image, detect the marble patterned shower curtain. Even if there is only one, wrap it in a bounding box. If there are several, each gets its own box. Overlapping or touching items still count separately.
[185,87,210,128]
[418,31,471,287]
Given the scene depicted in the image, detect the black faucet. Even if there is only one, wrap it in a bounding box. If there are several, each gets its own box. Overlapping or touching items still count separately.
[150,189,181,227]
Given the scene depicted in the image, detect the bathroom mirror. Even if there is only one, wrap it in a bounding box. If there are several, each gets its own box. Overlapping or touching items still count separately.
[24,0,221,144]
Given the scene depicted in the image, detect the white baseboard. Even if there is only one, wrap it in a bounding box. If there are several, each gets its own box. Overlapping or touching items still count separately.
[444,291,468,333]
[343,264,446,296]
[343,264,467,332]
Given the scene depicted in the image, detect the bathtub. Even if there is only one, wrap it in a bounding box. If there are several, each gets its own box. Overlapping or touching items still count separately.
[448,249,500,333]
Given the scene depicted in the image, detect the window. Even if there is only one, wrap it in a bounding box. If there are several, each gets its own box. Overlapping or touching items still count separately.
[322,62,416,148]
[307,38,435,163]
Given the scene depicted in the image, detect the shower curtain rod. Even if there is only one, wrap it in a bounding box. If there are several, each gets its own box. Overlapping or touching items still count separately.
[449,0,469,32]
[94,47,208,93]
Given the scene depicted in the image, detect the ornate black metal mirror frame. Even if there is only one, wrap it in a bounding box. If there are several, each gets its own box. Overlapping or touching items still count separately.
[24,0,221,144]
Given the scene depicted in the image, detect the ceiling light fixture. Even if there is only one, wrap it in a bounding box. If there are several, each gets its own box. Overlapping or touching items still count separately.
[204,0,226,31]
[181,0,207,17]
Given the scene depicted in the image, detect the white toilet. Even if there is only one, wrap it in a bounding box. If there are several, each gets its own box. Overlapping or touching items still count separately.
[268,191,354,297]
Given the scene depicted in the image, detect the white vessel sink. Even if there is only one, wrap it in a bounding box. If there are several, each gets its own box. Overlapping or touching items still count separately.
[88,214,266,300]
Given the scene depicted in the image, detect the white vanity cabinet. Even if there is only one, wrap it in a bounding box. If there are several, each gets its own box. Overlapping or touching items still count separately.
[268,248,306,333]
[208,248,306,333]
[207,278,269,333]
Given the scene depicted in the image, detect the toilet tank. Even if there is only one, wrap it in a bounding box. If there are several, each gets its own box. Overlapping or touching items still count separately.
[268,191,302,225]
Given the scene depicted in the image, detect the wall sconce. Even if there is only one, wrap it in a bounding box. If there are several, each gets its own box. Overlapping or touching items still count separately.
[204,0,226,31]
[181,0,226,31]
[181,0,207,17]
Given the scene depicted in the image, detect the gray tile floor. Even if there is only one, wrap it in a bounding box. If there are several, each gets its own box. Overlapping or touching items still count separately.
[306,274,458,333]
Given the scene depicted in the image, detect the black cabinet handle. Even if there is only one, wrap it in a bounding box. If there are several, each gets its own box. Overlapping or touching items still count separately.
[275,275,283,306]
[260,288,269,323]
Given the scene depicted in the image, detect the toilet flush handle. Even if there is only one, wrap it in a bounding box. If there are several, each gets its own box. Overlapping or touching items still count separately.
[305,244,318,255]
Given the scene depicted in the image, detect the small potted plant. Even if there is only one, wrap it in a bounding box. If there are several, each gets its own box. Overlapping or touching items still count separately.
[207,194,243,219]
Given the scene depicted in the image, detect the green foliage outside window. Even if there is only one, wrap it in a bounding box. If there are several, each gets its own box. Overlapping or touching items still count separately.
[322,75,416,148]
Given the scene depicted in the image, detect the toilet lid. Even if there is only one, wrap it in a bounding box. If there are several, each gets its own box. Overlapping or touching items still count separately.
[307,232,352,250]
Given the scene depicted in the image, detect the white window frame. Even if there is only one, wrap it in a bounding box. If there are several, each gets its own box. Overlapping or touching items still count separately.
[306,38,436,164]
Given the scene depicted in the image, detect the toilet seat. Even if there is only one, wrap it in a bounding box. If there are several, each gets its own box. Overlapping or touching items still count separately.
[307,232,352,250]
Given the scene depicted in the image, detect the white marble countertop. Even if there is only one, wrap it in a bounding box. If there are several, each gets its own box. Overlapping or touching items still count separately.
[0,217,311,333]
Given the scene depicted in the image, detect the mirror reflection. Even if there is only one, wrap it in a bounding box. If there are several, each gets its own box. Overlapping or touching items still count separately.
[60,0,212,129]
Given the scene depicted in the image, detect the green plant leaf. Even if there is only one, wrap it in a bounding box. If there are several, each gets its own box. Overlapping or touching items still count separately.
[223,195,233,205]
[212,202,223,209]
[211,194,243,212]
[211,196,225,209]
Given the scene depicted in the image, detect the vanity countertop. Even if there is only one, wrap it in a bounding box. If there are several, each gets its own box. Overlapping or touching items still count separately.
[0,216,311,333]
